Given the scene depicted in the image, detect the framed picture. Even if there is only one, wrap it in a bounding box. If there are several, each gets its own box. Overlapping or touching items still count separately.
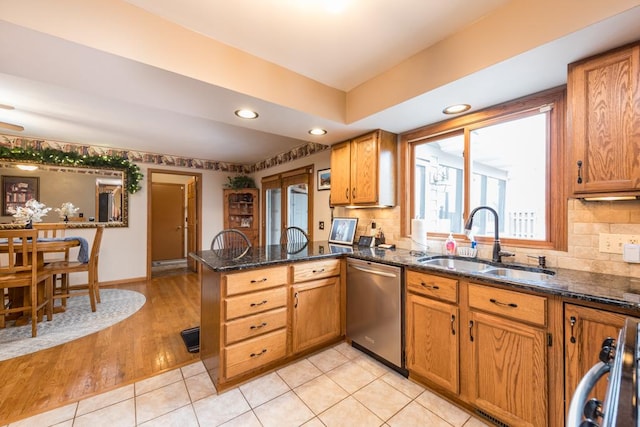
[317,168,331,191]
[328,217,358,245]
[2,176,40,216]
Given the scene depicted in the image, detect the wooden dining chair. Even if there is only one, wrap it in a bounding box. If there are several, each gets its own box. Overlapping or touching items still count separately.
[0,229,51,337]
[34,223,70,304]
[280,226,310,254]
[42,226,104,312]
[210,229,251,259]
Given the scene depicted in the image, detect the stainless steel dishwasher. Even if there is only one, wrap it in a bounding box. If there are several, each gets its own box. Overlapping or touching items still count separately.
[346,258,406,375]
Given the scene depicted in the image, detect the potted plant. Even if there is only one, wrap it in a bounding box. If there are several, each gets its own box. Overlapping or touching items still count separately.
[225,175,256,189]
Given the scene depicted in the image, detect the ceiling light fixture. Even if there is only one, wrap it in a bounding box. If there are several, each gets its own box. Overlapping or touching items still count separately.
[16,164,38,171]
[308,128,327,136]
[0,121,24,132]
[443,104,471,115]
[234,109,259,119]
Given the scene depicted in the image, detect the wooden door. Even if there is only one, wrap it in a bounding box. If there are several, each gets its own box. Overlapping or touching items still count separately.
[329,141,352,205]
[186,178,197,271]
[467,310,547,427]
[568,43,640,195]
[406,293,459,394]
[350,132,379,204]
[564,304,627,416]
[151,183,184,261]
[292,277,340,353]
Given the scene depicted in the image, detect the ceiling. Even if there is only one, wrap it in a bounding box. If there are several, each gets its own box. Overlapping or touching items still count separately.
[0,1,639,165]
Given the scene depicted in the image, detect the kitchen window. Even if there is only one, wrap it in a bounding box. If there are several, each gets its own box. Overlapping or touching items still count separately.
[401,87,567,250]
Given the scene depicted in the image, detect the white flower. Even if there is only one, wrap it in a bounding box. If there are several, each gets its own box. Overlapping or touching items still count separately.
[9,199,52,223]
[55,202,80,218]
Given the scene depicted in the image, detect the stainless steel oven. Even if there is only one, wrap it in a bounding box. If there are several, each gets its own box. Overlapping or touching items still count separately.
[568,317,639,427]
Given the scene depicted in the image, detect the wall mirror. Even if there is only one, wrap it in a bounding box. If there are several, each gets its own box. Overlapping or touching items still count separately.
[0,162,128,227]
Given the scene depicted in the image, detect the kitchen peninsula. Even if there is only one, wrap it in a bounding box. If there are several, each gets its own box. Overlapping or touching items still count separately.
[191,243,640,426]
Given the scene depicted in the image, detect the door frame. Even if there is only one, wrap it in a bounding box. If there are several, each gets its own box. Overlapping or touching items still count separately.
[261,165,314,244]
[147,168,202,280]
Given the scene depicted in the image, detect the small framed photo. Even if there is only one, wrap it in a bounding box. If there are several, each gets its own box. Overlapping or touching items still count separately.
[317,168,331,191]
[2,176,40,216]
[328,217,358,245]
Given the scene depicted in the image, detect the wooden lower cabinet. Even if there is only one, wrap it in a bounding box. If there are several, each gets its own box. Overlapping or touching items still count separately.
[292,277,341,353]
[564,303,627,416]
[406,293,459,394]
[466,310,547,427]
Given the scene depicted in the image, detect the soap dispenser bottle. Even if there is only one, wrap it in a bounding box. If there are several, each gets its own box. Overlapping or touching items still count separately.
[445,233,457,255]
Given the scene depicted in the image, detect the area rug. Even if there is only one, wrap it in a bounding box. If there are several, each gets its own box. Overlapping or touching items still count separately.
[0,289,146,362]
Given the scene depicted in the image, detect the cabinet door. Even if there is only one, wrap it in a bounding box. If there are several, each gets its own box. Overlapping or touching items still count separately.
[564,304,626,415]
[330,141,352,205]
[568,43,640,195]
[292,277,340,353]
[350,132,379,204]
[406,293,459,394]
[467,310,547,427]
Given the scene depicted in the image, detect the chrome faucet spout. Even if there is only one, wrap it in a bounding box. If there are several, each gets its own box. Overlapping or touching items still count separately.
[464,206,504,263]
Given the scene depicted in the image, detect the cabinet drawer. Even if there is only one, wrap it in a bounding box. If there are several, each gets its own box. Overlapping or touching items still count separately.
[224,329,287,379]
[224,266,288,296]
[225,307,287,345]
[225,287,287,320]
[293,258,341,282]
[406,270,458,303]
[468,283,547,326]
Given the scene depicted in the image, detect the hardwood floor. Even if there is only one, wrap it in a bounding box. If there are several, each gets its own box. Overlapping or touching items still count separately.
[0,271,201,425]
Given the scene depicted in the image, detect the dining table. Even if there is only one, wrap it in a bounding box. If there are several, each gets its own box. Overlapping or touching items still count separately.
[0,236,88,322]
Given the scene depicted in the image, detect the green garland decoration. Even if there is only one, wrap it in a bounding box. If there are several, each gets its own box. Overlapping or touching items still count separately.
[0,146,143,193]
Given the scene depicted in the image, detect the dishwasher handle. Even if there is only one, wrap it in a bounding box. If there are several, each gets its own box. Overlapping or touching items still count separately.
[349,265,398,278]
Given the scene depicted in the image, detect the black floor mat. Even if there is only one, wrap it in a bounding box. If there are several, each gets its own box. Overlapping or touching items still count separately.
[180,326,200,353]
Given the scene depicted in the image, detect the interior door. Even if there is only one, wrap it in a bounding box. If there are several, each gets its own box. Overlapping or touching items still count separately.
[151,182,185,261]
[186,178,197,271]
[262,166,314,244]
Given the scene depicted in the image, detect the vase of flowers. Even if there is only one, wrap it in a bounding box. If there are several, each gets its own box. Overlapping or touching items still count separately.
[55,202,80,223]
[9,199,52,226]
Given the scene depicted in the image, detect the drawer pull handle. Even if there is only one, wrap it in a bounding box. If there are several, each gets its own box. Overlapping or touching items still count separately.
[250,278,268,283]
[250,300,268,307]
[577,160,583,184]
[489,298,518,308]
[469,320,474,342]
[569,315,577,344]
[312,268,325,273]
[250,349,267,358]
[420,281,440,290]
[451,314,456,336]
[250,322,268,330]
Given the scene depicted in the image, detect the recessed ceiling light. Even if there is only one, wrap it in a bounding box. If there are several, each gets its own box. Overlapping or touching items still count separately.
[308,128,327,136]
[234,109,258,119]
[442,104,471,115]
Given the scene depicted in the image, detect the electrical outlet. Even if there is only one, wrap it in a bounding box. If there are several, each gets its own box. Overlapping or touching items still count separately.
[319,221,324,230]
[599,233,640,254]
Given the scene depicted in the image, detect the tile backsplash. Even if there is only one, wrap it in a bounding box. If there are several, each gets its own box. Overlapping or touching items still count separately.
[334,198,640,278]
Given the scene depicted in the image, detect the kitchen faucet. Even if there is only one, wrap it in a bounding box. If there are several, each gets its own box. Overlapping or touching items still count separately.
[463,206,514,263]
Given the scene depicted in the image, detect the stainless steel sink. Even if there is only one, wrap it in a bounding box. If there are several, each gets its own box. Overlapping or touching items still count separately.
[418,257,493,272]
[418,256,554,280]
[481,267,554,281]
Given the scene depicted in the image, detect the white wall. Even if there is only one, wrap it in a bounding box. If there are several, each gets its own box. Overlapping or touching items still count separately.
[90,153,331,283]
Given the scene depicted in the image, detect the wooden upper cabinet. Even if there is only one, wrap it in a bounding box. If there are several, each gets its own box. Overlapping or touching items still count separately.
[568,42,640,197]
[330,130,397,206]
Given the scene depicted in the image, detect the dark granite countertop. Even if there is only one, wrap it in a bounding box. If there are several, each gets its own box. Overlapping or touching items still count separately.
[190,241,640,311]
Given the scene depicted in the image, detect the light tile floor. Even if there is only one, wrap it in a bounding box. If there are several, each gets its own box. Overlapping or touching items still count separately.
[5,343,490,427]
